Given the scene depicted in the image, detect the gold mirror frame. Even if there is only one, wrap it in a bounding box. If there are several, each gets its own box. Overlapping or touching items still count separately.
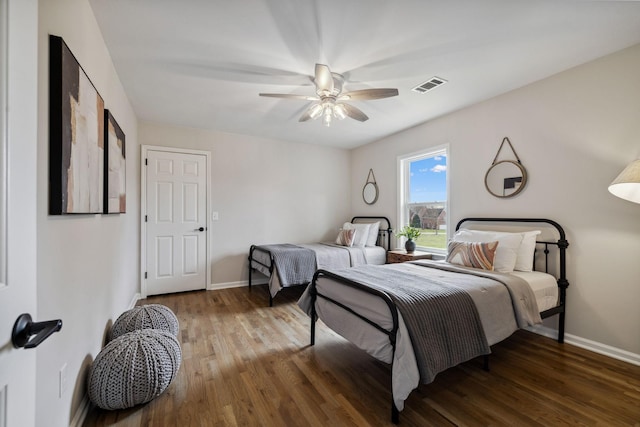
[363,182,379,205]
[484,160,527,198]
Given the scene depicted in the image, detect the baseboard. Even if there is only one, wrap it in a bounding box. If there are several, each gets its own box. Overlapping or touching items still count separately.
[207,278,268,291]
[69,396,90,427]
[526,324,640,366]
[128,292,142,308]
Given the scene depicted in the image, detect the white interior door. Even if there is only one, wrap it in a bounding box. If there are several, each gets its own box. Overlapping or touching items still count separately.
[144,148,209,296]
[0,1,38,426]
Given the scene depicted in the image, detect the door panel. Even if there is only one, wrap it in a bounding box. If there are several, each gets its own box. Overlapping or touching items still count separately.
[145,149,207,295]
[0,1,38,426]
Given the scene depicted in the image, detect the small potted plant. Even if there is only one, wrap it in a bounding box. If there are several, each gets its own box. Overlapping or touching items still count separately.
[395,225,421,253]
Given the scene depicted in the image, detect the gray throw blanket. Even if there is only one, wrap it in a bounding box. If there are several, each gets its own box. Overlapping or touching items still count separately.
[259,244,316,286]
[330,265,490,384]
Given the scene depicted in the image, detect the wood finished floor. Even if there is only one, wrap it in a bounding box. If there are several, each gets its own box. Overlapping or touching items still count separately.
[84,285,640,426]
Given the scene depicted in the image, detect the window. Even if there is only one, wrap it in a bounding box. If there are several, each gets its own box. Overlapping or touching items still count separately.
[397,145,448,253]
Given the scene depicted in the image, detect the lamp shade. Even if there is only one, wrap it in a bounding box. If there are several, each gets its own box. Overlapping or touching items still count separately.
[608,159,640,204]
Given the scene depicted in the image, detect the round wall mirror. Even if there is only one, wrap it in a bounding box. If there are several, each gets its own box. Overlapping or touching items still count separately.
[363,182,379,205]
[485,160,527,198]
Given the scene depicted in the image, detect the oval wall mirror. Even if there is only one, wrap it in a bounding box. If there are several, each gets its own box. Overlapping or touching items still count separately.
[485,160,527,198]
[363,182,379,205]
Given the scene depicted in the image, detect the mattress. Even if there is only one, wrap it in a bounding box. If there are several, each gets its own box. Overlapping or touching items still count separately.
[511,270,558,312]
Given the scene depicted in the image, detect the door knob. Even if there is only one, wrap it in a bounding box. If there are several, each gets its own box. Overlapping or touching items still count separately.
[194,227,205,232]
[12,313,62,349]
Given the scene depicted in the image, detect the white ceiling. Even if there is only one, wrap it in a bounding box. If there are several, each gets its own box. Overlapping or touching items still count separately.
[89,0,640,150]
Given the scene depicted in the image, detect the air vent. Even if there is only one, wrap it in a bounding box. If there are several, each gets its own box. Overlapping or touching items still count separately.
[412,77,448,94]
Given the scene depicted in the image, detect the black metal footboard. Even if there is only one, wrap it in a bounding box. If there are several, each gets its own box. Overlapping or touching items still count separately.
[309,268,402,424]
[248,245,276,306]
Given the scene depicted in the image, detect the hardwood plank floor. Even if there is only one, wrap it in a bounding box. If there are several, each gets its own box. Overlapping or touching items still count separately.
[84,285,640,426]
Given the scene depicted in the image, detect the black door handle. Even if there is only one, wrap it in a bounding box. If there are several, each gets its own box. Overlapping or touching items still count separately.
[194,227,205,232]
[12,313,62,349]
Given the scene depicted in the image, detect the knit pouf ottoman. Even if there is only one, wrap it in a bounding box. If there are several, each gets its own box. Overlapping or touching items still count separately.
[110,304,179,341]
[87,329,182,410]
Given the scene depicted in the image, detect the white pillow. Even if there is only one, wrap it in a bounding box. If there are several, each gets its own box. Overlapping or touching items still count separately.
[452,230,523,273]
[365,221,380,247]
[514,230,541,272]
[343,222,371,247]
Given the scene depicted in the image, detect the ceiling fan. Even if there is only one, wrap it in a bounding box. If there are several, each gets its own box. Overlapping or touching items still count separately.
[259,64,399,127]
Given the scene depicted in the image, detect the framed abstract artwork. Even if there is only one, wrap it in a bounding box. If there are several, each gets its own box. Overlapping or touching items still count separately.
[104,110,126,213]
[49,35,104,214]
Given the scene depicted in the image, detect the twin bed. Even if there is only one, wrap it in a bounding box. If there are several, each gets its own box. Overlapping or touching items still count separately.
[248,216,392,305]
[297,217,570,423]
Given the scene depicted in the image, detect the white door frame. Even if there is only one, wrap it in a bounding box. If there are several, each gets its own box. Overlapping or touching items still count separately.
[140,145,211,298]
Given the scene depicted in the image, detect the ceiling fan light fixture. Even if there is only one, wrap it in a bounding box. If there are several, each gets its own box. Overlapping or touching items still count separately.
[308,103,323,120]
[333,104,347,120]
[260,63,398,127]
[323,109,333,127]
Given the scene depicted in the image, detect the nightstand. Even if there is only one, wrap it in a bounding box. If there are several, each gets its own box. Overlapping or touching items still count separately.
[387,250,433,264]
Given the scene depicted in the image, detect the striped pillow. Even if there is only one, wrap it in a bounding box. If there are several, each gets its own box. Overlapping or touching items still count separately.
[335,228,356,247]
[446,240,498,270]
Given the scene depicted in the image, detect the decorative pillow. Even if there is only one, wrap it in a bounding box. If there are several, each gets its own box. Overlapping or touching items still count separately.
[446,241,498,270]
[453,229,541,272]
[452,230,523,273]
[365,221,381,247]
[342,222,371,247]
[335,228,356,247]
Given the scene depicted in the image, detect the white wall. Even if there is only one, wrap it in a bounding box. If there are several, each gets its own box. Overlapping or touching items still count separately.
[37,0,139,425]
[139,122,352,286]
[351,44,640,356]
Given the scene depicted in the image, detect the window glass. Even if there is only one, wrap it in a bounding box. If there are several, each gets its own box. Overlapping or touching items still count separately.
[398,146,448,252]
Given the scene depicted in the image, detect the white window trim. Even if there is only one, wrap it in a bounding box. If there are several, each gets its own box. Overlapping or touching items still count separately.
[397,144,450,255]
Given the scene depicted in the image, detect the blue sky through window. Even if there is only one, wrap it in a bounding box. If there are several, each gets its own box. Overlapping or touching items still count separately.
[409,154,447,203]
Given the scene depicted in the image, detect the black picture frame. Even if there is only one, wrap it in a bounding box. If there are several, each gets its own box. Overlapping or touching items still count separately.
[104,110,126,213]
[49,35,104,215]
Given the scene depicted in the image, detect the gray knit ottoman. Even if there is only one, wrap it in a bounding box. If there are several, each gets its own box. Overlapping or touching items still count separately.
[110,304,179,341]
[87,329,182,410]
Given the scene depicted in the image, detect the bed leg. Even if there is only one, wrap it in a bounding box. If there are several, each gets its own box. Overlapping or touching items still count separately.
[269,293,273,307]
[558,312,565,343]
[310,306,316,346]
[391,401,399,424]
[483,355,490,372]
[310,320,315,346]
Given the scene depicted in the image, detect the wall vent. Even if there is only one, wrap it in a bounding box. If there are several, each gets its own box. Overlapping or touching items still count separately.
[412,77,448,94]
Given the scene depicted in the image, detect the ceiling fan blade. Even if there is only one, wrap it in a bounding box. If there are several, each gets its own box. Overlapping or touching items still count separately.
[341,103,369,122]
[259,93,319,101]
[338,88,399,101]
[299,110,314,122]
[314,64,334,95]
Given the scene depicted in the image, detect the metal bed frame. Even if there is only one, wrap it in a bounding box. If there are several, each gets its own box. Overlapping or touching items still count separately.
[308,218,570,424]
[248,216,393,306]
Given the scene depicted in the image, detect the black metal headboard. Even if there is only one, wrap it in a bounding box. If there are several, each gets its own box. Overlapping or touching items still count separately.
[352,216,393,251]
[455,217,570,342]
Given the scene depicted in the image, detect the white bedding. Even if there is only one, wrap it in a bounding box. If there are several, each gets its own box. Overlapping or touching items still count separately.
[300,261,558,411]
[511,270,558,311]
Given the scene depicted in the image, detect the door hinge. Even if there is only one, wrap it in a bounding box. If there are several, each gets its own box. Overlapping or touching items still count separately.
[145,158,148,165]
[144,272,147,279]
[145,215,148,222]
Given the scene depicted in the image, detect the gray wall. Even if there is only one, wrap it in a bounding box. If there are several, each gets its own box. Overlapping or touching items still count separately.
[139,122,352,287]
[351,44,640,356]
[37,0,140,425]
